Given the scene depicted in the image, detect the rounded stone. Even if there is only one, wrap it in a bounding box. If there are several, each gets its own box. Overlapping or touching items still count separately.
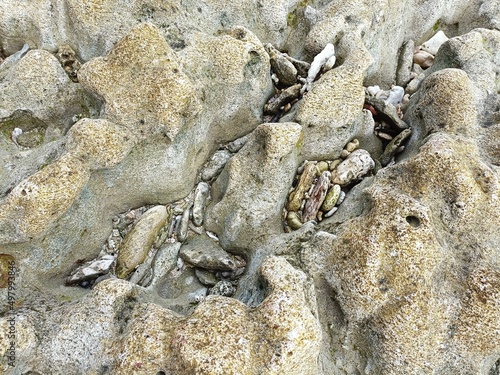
[116,206,169,279]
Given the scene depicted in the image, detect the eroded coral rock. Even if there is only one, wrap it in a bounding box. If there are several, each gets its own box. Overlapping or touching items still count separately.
[331,149,375,186]
[0,154,91,243]
[0,49,91,140]
[66,118,135,170]
[78,23,202,141]
[296,33,372,160]
[206,122,302,248]
[1,257,320,374]
[413,69,478,137]
[181,26,273,143]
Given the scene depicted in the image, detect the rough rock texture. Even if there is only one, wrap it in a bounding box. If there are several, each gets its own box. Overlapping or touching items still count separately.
[295,33,373,160]
[0,21,271,289]
[65,118,135,170]
[180,27,273,143]
[306,131,500,374]
[0,257,321,374]
[1,0,500,374]
[206,122,302,250]
[179,234,245,271]
[0,49,94,140]
[78,23,202,142]
[0,154,91,243]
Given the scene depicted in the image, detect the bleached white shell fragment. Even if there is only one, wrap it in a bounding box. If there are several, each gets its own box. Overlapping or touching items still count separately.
[421,31,449,55]
[302,43,335,93]
[192,182,209,227]
[366,85,381,96]
[323,55,336,72]
[65,255,115,284]
[386,86,405,106]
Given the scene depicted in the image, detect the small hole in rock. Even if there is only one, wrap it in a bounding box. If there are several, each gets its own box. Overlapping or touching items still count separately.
[157,371,166,375]
[406,215,421,228]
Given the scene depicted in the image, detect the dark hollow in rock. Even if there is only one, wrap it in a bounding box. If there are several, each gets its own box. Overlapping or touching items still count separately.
[405,215,421,228]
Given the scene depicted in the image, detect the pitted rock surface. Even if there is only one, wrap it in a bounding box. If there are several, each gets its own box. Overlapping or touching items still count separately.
[0,1,500,374]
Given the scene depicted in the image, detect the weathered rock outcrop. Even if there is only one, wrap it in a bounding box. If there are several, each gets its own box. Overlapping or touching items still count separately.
[0,257,321,374]
[0,0,500,374]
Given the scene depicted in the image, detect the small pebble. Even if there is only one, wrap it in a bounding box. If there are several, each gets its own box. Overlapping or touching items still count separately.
[265,43,298,86]
[321,184,341,212]
[330,159,342,170]
[177,206,191,242]
[287,211,303,230]
[192,182,209,227]
[377,132,393,141]
[210,280,236,297]
[302,171,331,222]
[324,207,338,218]
[316,160,329,173]
[331,149,375,187]
[201,150,232,181]
[406,73,425,95]
[286,161,317,211]
[412,63,424,75]
[380,128,412,166]
[385,86,405,106]
[345,139,360,152]
[206,231,219,242]
[340,149,350,159]
[167,216,178,238]
[337,191,346,205]
[413,50,434,68]
[227,134,250,153]
[65,254,115,285]
[366,85,381,96]
[195,268,219,287]
[283,54,311,77]
[115,205,168,279]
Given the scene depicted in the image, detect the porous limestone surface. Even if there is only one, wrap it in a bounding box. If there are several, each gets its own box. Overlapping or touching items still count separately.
[0,1,500,374]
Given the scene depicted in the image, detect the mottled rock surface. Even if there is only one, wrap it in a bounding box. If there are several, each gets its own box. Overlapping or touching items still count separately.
[0,0,500,374]
[206,122,302,249]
